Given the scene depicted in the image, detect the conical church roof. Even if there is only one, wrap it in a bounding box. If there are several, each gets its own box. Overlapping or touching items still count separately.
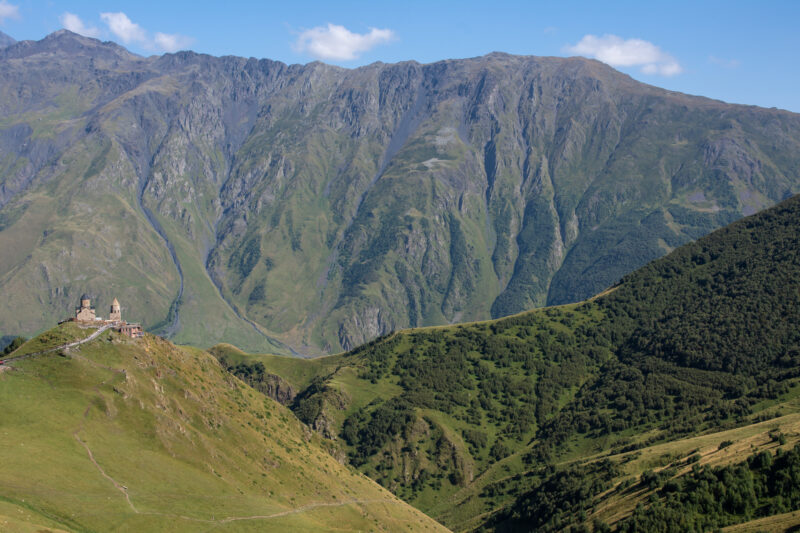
[111,297,120,306]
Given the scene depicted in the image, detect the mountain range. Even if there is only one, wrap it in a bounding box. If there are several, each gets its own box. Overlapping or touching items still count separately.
[1,30,800,355]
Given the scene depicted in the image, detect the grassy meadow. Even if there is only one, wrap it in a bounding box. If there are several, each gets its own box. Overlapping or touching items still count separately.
[0,324,447,532]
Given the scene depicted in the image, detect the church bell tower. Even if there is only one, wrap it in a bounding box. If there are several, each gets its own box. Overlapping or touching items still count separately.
[109,298,122,322]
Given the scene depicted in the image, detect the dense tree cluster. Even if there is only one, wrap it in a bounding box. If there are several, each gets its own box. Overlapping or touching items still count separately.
[536,194,800,455]
[483,460,620,532]
[617,445,800,532]
[1,336,26,355]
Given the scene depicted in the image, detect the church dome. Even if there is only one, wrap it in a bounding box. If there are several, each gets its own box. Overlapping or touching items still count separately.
[80,294,90,301]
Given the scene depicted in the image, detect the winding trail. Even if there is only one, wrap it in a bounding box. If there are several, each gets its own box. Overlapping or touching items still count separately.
[75,435,138,511]
[74,433,404,525]
[215,499,406,523]
[73,385,139,514]
[2,324,113,364]
[50,332,404,527]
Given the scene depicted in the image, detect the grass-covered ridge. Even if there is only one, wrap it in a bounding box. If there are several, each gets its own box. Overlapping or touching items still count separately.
[228,194,800,531]
[0,325,446,532]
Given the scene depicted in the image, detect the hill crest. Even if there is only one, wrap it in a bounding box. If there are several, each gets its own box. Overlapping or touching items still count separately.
[0,323,446,531]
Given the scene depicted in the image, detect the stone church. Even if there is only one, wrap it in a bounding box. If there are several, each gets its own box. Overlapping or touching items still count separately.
[74,294,96,322]
[72,295,143,338]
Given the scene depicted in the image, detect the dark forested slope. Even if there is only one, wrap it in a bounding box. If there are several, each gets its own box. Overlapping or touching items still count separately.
[229,194,800,530]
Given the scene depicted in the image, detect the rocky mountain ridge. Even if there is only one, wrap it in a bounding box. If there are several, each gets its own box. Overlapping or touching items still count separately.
[0,30,15,48]
[1,30,799,353]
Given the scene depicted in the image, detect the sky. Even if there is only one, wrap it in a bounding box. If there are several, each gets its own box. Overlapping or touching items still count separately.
[1,0,798,112]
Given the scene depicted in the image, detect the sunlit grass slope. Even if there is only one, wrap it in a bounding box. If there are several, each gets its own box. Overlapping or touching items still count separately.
[0,324,448,532]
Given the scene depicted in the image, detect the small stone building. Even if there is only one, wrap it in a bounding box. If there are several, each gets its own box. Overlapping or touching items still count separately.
[75,294,96,323]
[118,323,144,338]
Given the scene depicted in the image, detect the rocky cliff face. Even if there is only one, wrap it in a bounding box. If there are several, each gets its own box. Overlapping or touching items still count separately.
[1,31,799,353]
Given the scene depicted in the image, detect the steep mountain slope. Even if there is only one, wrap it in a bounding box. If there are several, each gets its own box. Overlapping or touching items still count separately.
[2,31,800,353]
[0,30,14,48]
[0,324,446,532]
[228,194,800,530]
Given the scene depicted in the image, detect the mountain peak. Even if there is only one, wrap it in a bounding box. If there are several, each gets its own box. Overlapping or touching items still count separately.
[38,28,99,46]
[1,29,139,62]
[42,29,134,54]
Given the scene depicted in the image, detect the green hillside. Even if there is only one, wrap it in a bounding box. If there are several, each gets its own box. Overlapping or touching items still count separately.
[0,325,447,532]
[221,194,800,531]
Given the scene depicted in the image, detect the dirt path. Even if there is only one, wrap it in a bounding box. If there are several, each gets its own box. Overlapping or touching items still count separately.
[71,360,139,514]
[3,324,114,365]
[77,422,402,527]
[74,390,403,526]
[216,499,405,523]
[62,338,404,527]
[74,433,140,512]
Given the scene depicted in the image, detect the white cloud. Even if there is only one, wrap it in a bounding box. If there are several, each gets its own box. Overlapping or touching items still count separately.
[100,12,147,45]
[0,0,19,23]
[154,32,193,52]
[60,12,100,38]
[565,34,682,76]
[99,11,192,53]
[294,23,395,61]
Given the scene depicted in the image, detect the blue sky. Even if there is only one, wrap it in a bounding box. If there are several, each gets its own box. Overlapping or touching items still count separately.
[2,0,799,112]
